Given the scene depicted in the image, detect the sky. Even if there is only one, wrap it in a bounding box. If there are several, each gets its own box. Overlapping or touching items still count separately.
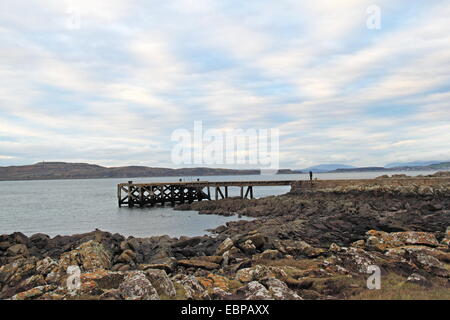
[0,0,449,169]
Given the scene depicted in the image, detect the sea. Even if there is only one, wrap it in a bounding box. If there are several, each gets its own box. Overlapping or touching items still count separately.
[0,171,437,238]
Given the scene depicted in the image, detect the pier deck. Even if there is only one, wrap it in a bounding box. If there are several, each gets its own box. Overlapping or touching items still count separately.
[117,180,295,207]
[117,176,450,208]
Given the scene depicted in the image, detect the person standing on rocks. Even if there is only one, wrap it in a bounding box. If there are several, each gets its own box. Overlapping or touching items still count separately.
[309,171,313,181]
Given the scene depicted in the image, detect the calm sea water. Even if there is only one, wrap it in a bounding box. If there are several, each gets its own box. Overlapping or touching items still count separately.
[0,171,436,238]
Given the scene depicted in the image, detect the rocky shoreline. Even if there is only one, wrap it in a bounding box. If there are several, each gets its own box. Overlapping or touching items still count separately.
[1,181,450,300]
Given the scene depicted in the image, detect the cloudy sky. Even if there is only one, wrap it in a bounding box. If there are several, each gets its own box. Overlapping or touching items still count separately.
[1,0,449,169]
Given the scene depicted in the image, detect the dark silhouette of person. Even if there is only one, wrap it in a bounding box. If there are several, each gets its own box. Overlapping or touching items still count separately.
[309,171,313,181]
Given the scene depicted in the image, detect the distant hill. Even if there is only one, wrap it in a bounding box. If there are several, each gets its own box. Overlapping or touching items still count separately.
[385,160,447,168]
[331,161,450,173]
[300,164,356,173]
[0,162,300,181]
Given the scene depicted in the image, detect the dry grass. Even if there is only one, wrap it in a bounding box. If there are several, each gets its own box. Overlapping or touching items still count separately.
[350,273,450,300]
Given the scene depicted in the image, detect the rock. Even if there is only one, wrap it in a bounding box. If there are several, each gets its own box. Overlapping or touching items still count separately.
[173,274,209,300]
[112,263,130,272]
[29,234,50,250]
[442,227,450,246]
[99,289,122,300]
[197,256,223,264]
[36,257,58,276]
[365,230,440,252]
[58,240,111,272]
[117,249,136,264]
[0,242,11,251]
[80,269,124,292]
[245,232,266,249]
[126,238,141,252]
[221,251,230,267]
[274,240,324,258]
[329,243,342,253]
[404,247,449,277]
[253,249,281,260]
[138,257,177,274]
[10,285,57,300]
[7,244,28,257]
[210,287,233,300]
[406,273,432,288]
[118,271,159,300]
[178,259,220,270]
[145,269,176,297]
[216,238,234,256]
[329,247,385,274]
[197,274,231,291]
[0,257,37,290]
[236,281,273,300]
[18,274,46,291]
[350,240,365,249]
[235,232,266,252]
[10,232,29,245]
[239,240,256,255]
[261,277,302,300]
[235,265,287,283]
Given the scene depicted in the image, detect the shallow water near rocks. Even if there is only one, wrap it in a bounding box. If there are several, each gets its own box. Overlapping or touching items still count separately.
[0,171,436,237]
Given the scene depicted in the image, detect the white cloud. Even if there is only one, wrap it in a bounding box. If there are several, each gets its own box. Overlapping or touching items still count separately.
[0,0,449,168]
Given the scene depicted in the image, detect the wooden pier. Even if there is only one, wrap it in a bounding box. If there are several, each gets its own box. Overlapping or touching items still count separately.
[117,180,295,207]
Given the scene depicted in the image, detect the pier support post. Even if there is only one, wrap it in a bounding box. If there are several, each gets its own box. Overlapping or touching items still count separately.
[127,181,134,208]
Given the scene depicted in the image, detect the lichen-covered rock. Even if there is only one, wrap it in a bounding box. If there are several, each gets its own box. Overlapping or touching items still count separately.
[442,227,450,246]
[118,271,159,300]
[404,247,449,277]
[10,285,57,300]
[36,257,58,276]
[197,274,230,291]
[262,277,302,300]
[80,269,124,292]
[173,274,209,300]
[0,257,37,291]
[235,265,287,283]
[210,287,232,300]
[216,238,234,256]
[365,230,440,252]
[329,247,385,274]
[58,240,111,273]
[236,281,273,300]
[145,269,176,297]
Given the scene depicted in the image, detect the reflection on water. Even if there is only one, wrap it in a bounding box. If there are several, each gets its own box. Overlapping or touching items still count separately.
[0,171,437,237]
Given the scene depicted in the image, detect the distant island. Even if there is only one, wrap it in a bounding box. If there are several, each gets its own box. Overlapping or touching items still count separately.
[298,161,450,173]
[328,161,450,173]
[0,162,298,181]
[0,161,449,181]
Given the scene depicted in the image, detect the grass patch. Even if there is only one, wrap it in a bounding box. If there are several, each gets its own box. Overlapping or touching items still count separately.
[350,273,450,300]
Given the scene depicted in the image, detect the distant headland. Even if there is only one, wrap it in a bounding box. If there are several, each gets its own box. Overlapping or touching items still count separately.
[0,162,298,181]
